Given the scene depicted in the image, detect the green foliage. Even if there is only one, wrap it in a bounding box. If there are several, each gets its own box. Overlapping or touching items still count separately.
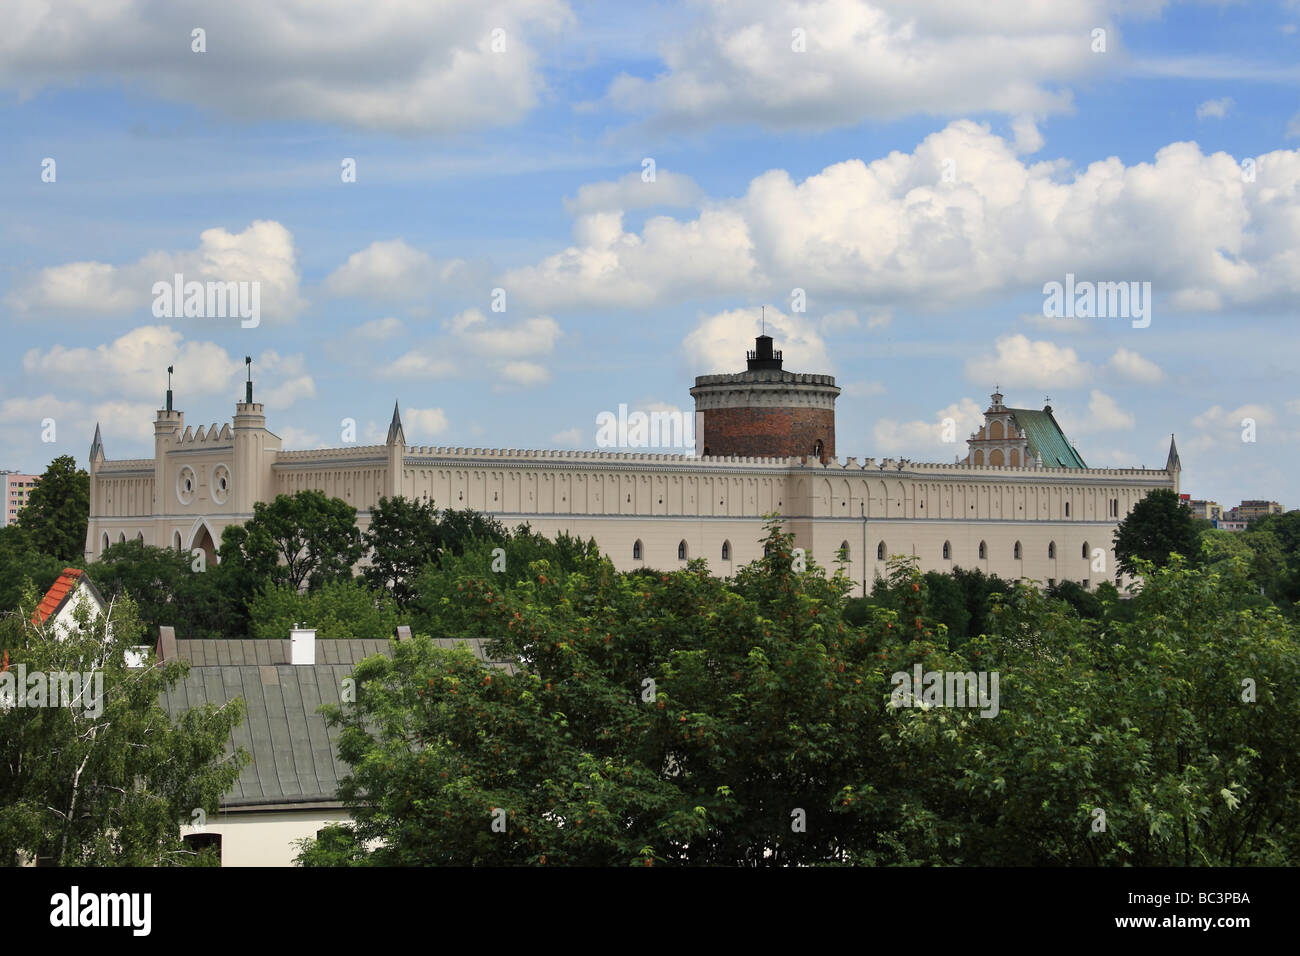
[218,490,363,593]
[295,516,1300,867]
[14,456,89,563]
[85,540,229,640]
[0,590,247,865]
[250,578,400,641]
[362,496,442,608]
[1113,488,1202,580]
[0,523,67,614]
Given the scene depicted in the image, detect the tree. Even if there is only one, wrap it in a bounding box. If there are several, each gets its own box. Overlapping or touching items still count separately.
[0,590,247,865]
[0,524,67,614]
[361,496,442,608]
[218,490,363,593]
[250,579,399,641]
[85,540,228,640]
[15,456,89,563]
[295,519,1300,867]
[1112,488,1202,581]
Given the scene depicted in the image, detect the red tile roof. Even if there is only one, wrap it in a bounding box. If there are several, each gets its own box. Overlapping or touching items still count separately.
[32,568,98,627]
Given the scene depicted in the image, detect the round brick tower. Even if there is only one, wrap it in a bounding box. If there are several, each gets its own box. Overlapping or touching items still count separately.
[690,334,840,462]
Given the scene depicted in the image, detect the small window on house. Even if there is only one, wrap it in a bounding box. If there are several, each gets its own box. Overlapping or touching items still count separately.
[839,540,850,559]
[978,541,987,560]
[813,439,824,459]
[1065,502,1071,517]
[703,446,711,457]
[1014,541,1022,560]
[1048,541,1056,559]
[678,540,688,560]
[633,540,642,561]
[877,541,886,561]
[1048,578,1056,588]
[721,540,731,561]
[1082,541,1090,559]
[942,541,951,560]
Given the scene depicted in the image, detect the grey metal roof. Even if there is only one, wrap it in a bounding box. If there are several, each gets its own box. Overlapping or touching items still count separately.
[159,636,515,809]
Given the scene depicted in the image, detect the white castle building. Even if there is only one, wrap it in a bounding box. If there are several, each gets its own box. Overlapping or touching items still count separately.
[85,338,1180,594]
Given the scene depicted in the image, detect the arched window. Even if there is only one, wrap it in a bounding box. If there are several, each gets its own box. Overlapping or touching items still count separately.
[117,531,126,544]
[678,540,688,560]
[839,540,850,560]
[173,530,183,552]
[877,541,886,561]
[942,541,951,560]
[721,540,731,561]
[101,532,110,554]
[1065,501,1071,517]
[633,540,642,561]
[1013,541,1022,560]
[1048,541,1056,559]
[978,541,987,560]
[813,439,825,459]
[1082,541,1090,559]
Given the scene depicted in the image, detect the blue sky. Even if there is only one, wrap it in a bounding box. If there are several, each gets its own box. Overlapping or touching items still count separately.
[3,0,1299,508]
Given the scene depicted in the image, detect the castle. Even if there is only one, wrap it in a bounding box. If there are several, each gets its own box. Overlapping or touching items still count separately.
[85,336,1180,594]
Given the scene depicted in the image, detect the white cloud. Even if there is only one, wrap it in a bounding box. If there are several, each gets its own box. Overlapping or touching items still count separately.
[505,121,1300,315]
[0,0,572,134]
[1107,347,1163,384]
[872,397,983,457]
[605,0,1137,132]
[1196,97,1233,120]
[563,170,704,216]
[387,351,458,378]
[256,351,317,409]
[354,317,405,341]
[965,335,1092,389]
[682,307,832,377]
[324,240,467,301]
[7,220,306,322]
[1073,390,1136,432]
[446,309,562,357]
[23,326,238,400]
[405,406,450,439]
[1191,404,1276,431]
[499,361,550,386]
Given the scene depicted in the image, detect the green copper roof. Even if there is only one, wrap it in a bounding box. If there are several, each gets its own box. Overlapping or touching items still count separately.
[1007,407,1087,469]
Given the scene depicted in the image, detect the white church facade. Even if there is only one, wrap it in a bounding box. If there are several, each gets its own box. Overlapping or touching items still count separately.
[85,338,1180,595]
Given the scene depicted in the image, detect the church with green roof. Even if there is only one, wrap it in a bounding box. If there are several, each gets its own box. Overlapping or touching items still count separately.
[963,390,1088,469]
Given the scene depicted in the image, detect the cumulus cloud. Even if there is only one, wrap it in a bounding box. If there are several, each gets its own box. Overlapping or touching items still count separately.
[405,406,450,439]
[7,220,306,322]
[499,361,550,386]
[354,317,404,341]
[1197,97,1233,120]
[385,309,560,387]
[564,170,704,216]
[605,0,1141,132]
[23,326,238,399]
[1107,347,1163,384]
[324,240,469,302]
[0,0,571,134]
[872,397,984,457]
[965,335,1092,389]
[503,121,1300,315]
[681,306,832,377]
[257,351,317,409]
[1060,390,1136,433]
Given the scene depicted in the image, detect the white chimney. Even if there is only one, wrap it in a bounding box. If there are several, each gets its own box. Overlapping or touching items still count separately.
[290,623,316,665]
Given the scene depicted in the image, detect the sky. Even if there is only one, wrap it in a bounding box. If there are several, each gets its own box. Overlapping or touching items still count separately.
[2,0,1299,508]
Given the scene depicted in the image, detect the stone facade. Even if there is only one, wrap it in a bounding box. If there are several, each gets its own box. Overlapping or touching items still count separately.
[85,338,1181,597]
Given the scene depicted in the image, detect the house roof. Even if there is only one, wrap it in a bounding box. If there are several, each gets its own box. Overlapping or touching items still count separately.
[31,568,106,627]
[1007,407,1087,469]
[157,635,514,809]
